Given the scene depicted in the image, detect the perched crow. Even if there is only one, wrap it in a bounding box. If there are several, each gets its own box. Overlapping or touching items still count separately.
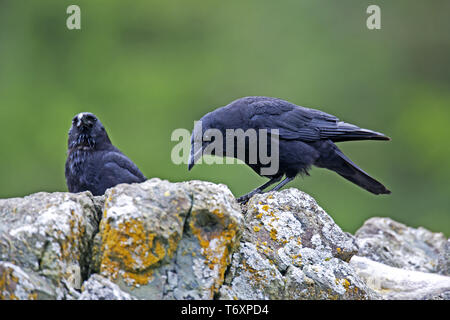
[65,112,146,196]
[188,96,391,203]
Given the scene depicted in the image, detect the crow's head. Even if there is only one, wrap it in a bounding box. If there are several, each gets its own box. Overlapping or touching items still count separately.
[68,112,111,150]
[188,111,224,171]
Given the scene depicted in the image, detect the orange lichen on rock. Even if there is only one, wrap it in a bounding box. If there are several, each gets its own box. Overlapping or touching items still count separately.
[270,228,278,241]
[0,265,37,300]
[99,218,168,287]
[342,278,351,290]
[189,208,240,297]
[60,209,86,265]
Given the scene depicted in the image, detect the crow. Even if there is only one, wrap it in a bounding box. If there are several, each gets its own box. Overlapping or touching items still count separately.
[188,96,391,203]
[65,112,146,196]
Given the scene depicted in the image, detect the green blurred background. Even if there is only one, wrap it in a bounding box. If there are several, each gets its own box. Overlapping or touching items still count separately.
[0,1,449,235]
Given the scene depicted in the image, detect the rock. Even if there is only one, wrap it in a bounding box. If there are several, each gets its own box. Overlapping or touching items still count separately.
[78,274,136,300]
[0,192,99,298]
[0,180,448,300]
[0,261,64,300]
[219,189,378,300]
[355,217,448,275]
[437,240,450,276]
[93,178,243,299]
[350,256,450,300]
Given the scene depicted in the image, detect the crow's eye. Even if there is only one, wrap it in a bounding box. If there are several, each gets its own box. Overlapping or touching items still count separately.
[86,115,97,122]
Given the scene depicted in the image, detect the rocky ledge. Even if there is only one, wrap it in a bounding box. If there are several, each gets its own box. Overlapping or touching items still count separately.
[0,179,448,300]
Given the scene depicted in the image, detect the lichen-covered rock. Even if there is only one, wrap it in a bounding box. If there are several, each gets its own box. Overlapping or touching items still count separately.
[1,180,447,300]
[94,178,243,299]
[241,189,358,261]
[219,189,378,300]
[355,217,448,275]
[0,261,65,300]
[0,192,99,298]
[437,240,450,276]
[79,274,136,300]
[350,256,450,300]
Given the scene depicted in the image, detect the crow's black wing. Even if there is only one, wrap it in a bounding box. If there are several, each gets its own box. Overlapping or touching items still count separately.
[246,97,389,142]
[99,151,146,186]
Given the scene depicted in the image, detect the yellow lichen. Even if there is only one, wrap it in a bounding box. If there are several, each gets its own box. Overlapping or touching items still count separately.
[291,253,302,260]
[167,232,180,259]
[241,260,267,283]
[270,228,278,241]
[335,278,351,292]
[212,209,224,218]
[0,267,21,300]
[27,292,38,300]
[342,278,350,290]
[99,218,168,287]
[189,210,238,297]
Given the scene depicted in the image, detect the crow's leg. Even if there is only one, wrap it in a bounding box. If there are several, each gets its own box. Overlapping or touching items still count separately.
[237,176,282,203]
[266,176,295,192]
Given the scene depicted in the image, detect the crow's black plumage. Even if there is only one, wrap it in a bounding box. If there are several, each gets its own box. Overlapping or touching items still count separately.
[65,112,146,196]
[188,96,391,202]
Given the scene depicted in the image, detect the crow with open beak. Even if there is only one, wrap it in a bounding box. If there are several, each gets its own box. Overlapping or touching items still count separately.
[65,112,146,196]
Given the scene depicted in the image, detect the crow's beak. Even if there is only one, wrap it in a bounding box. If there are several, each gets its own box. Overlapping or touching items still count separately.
[188,146,203,171]
[76,113,96,129]
[76,114,83,128]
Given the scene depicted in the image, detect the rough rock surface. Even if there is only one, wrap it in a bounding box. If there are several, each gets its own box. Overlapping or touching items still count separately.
[93,178,243,299]
[350,256,450,300]
[0,180,448,300]
[218,189,377,300]
[355,217,448,275]
[0,192,99,299]
[0,261,63,300]
[79,274,136,300]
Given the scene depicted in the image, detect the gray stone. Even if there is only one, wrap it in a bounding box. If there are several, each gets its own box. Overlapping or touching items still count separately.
[437,240,450,276]
[0,191,99,298]
[0,261,65,300]
[94,178,243,299]
[350,256,450,300]
[1,180,447,300]
[219,189,377,300]
[355,217,448,275]
[79,274,136,300]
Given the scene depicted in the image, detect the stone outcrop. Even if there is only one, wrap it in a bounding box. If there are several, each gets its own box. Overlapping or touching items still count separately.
[355,217,448,275]
[0,192,99,299]
[92,179,243,299]
[0,179,448,300]
[350,256,450,300]
[351,217,450,299]
[219,189,377,300]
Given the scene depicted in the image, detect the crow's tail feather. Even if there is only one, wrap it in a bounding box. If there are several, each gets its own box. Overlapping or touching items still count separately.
[316,144,391,195]
[324,123,391,143]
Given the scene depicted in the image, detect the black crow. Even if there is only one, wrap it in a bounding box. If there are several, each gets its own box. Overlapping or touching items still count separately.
[188,96,391,203]
[65,112,146,196]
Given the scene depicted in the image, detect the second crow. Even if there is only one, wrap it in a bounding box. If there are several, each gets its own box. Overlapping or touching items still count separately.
[65,112,146,196]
